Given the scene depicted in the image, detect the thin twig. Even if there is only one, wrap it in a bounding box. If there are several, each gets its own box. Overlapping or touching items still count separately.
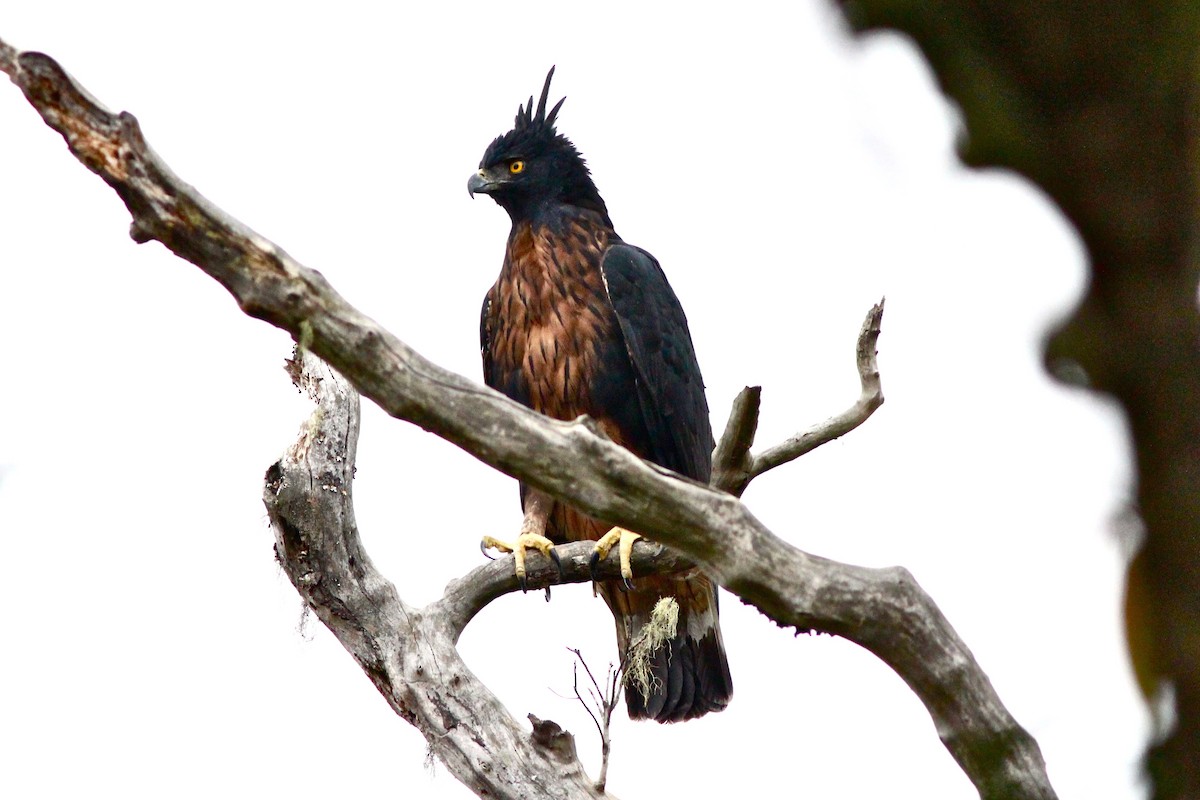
[571,655,605,740]
[569,648,621,793]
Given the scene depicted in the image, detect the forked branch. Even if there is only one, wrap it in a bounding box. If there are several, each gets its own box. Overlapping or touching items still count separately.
[712,300,885,497]
[569,649,622,792]
[267,351,607,798]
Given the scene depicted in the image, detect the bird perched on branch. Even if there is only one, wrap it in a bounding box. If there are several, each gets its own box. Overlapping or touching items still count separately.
[469,67,732,722]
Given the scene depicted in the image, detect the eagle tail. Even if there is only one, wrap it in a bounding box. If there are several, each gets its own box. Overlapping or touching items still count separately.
[607,576,733,723]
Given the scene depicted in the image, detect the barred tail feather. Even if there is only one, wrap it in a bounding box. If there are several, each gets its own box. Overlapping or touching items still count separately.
[607,577,733,723]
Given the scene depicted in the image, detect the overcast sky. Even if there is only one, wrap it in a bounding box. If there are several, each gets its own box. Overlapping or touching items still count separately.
[1,2,1148,798]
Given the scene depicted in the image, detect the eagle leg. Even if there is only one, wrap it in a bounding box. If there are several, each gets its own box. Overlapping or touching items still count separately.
[481,493,562,593]
[589,526,642,591]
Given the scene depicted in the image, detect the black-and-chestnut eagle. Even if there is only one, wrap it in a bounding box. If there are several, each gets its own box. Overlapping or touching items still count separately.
[469,68,732,722]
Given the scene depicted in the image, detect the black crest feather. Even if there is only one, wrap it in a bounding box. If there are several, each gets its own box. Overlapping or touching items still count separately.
[515,66,562,132]
[476,67,609,223]
[480,66,571,168]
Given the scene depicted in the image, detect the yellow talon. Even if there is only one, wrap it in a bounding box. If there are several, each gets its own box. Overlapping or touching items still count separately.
[481,533,560,591]
[590,526,642,589]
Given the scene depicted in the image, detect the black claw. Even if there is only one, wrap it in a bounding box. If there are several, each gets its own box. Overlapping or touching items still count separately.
[588,550,602,581]
[549,548,563,579]
[622,575,635,592]
[543,586,552,602]
[480,541,495,560]
[519,574,528,593]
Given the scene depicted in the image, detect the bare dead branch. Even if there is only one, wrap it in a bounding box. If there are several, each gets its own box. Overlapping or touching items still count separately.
[710,386,761,496]
[712,301,885,498]
[2,41,1056,800]
[267,351,607,799]
[436,540,693,641]
[571,658,604,741]
[569,649,621,792]
[754,299,885,471]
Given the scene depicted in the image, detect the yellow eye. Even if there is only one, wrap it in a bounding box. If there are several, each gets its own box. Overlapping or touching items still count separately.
[509,160,525,174]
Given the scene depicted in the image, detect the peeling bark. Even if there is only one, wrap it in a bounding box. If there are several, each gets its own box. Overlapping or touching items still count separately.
[266,352,608,799]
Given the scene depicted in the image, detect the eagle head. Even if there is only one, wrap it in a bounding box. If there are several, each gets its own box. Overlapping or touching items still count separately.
[468,67,608,223]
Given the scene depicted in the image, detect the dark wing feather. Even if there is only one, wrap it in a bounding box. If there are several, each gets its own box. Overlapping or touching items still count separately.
[599,244,713,482]
[480,293,498,390]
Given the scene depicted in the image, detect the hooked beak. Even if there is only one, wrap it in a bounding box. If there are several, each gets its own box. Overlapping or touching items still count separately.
[467,170,500,198]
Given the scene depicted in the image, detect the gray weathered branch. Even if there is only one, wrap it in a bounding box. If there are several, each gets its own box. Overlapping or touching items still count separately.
[2,40,1057,800]
[266,352,606,798]
[711,300,885,497]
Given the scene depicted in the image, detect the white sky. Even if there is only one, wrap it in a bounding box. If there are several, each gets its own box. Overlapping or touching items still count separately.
[0,2,1147,798]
